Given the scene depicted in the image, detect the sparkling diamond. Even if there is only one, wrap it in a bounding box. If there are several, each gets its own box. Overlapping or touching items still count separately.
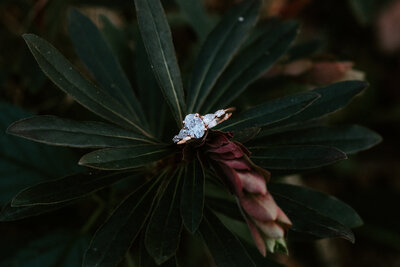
[184,114,206,138]
[202,114,218,128]
[172,135,180,143]
[173,128,189,142]
[178,128,189,138]
[215,109,225,117]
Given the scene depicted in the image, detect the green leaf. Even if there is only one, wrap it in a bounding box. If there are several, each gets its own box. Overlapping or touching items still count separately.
[218,92,319,131]
[83,174,162,267]
[250,125,382,154]
[269,183,363,228]
[140,240,178,267]
[231,127,261,143]
[0,201,74,222]
[175,0,215,40]
[68,9,146,125]
[181,159,205,233]
[0,102,79,205]
[79,144,171,170]
[0,231,87,267]
[145,169,183,264]
[139,236,158,267]
[22,34,152,138]
[99,15,131,72]
[7,115,157,148]
[134,0,186,127]
[187,0,261,113]
[250,145,347,170]
[272,192,355,243]
[203,21,299,113]
[11,170,139,207]
[134,33,167,138]
[265,81,368,129]
[215,212,254,245]
[139,234,178,267]
[199,208,256,267]
[207,197,243,222]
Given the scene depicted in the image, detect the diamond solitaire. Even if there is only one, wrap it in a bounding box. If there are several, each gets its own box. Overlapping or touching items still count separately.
[173,108,234,144]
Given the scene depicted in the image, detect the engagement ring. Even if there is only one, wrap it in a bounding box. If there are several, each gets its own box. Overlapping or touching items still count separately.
[173,108,234,144]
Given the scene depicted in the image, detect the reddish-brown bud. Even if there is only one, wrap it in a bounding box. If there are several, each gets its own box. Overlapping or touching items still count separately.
[203,131,292,255]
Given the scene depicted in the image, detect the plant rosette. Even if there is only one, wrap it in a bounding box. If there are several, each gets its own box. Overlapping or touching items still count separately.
[1,0,382,266]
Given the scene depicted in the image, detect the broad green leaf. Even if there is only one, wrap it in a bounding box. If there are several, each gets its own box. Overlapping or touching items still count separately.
[134,33,167,138]
[207,197,243,222]
[140,238,178,267]
[231,127,261,143]
[215,212,254,245]
[181,159,205,233]
[7,115,157,148]
[0,201,74,222]
[239,19,279,49]
[0,231,87,267]
[68,9,147,126]
[175,230,210,267]
[269,183,363,228]
[265,81,368,129]
[0,102,78,205]
[11,170,139,207]
[250,145,347,170]
[140,233,179,267]
[218,92,319,131]
[250,125,382,154]
[175,0,215,40]
[22,34,152,138]
[79,144,171,170]
[272,192,355,243]
[187,0,261,113]
[203,21,299,113]
[199,208,256,267]
[134,0,186,127]
[139,235,158,267]
[83,174,162,267]
[99,15,131,72]
[145,169,183,264]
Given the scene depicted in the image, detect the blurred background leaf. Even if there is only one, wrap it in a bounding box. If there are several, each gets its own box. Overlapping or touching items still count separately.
[0,102,79,205]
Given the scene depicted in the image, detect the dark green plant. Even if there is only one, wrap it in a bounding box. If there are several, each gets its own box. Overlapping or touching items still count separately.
[1,0,381,266]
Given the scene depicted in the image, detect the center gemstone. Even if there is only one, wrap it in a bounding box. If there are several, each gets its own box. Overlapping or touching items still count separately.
[184,114,206,138]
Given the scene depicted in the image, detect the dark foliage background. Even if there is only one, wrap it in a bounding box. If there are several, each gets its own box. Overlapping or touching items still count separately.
[0,0,399,266]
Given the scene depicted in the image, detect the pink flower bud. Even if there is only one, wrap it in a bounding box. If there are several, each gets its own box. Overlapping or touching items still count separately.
[203,131,292,255]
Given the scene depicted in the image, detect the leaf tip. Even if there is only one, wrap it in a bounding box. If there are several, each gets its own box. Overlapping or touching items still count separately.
[78,158,87,166]
[5,122,17,136]
[22,33,36,43]
[332,146,348,159]
[346,230,356,244]
[10,198,24,208]
[371,131,383,146]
